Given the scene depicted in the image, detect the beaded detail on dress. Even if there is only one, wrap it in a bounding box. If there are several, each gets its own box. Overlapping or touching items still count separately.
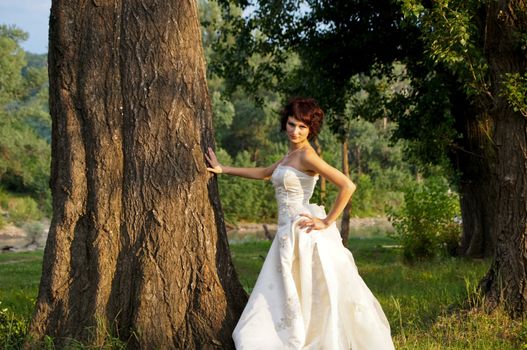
[271,164,318,225]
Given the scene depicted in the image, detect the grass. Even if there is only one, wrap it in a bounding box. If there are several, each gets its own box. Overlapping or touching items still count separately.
[0,251,42,318]
[1,231,526,349]
[229,233,525,349]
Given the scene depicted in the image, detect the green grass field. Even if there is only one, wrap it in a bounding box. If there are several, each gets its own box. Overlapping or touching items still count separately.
[1,232,526,349]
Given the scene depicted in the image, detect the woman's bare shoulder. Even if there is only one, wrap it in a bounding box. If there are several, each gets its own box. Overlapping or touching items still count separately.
[301,146,322,164]
[299,146,327,174]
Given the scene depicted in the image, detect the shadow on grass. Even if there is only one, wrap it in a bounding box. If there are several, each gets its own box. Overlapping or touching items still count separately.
[1,232,524,349]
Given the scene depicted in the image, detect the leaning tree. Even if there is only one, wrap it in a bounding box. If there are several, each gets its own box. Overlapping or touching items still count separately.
[28,0,246,348]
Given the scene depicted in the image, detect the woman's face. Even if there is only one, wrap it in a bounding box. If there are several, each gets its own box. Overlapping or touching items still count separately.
[286,116,310,144]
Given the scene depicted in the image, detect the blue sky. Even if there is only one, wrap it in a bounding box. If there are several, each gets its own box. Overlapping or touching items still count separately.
[1,0,51,54]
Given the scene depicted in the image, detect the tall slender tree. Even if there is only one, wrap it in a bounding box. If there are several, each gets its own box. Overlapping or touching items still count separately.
[28,1,246,348]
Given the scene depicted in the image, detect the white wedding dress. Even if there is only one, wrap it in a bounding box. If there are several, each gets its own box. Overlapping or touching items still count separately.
[232,164,395,350]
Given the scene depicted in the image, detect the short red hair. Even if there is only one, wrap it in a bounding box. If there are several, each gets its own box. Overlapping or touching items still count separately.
[280,98,324,140]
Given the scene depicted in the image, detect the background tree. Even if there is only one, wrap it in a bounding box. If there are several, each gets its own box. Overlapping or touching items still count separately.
[28,1,246,348]
[396,0,527,316]
[214,0,417,243]
[214,0,527,316]
[0,25,51,224]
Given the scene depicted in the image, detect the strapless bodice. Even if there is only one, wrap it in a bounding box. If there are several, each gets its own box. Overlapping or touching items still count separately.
[271,164,319,225]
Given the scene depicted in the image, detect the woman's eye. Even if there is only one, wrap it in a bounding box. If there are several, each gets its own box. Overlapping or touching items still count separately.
[287,122,307,129]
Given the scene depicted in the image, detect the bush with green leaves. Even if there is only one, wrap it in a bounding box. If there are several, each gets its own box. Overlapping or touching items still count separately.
[388,176,462,261]
[216,148,277,224]
[2,195,43,226]
[0,25,51,217]
[0,302,28,349]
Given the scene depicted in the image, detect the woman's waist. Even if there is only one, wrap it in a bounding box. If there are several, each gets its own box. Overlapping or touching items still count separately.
[277,201,325,217]
[276,202,327,229]
[277,201,310,212]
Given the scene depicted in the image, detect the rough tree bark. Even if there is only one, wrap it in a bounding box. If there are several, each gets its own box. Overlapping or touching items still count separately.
[457,121,497,258]
[449,86,497,258]
[478,0,527,317]
[28,0,246,348]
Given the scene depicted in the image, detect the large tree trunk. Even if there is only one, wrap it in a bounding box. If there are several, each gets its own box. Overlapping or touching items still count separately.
[340,140,351,246]
[458,155,496,258]
[449,87,497,258]
[28,1,246,348]
[479,0,527,317]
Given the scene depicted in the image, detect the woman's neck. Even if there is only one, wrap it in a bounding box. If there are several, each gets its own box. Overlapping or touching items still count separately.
[288,141,310,153]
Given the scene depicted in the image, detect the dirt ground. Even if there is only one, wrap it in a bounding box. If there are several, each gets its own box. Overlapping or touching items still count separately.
[0,217,393,252]
[0,220,49,252]
[227,217,393,241]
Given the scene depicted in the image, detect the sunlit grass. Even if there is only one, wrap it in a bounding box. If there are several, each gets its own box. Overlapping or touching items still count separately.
[0,231,525,349]
[0,251,42,318]
[229,233,525,349]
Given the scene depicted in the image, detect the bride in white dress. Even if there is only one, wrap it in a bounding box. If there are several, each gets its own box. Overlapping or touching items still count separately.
[206,98,394,349]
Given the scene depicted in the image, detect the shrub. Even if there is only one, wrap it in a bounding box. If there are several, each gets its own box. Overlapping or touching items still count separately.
[351,174,375,216]
[216,149,277,224]
[388,176,462,261]
[0,302,28,349]
[0,189,10,210]
[22,221,46,244]
[6,196,43,225]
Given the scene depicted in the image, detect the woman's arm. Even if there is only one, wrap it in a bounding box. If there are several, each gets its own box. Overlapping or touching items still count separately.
[205,147,280,180]
[298,148,356,232]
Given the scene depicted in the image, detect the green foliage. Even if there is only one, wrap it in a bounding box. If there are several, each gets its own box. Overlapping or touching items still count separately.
[205,3,421,222]
[22,221,46,244]
[502,72,527,117]
[346,117,413,216]
[390,67,461,175]
[219,95,276,157]
[0,25,28,106]
[199,0,225,65]
[4,237,525,348]
[211,90,235,140]
[389,176,462,261]
[399,0,489,96]
[350,174,376,216]
[0,302,27,350]
[5,196,42,225]
[0,25,51,217]
[216,148,277,223]
[214,0,414,114]
[0,120,51,197]
[0,188,45,228]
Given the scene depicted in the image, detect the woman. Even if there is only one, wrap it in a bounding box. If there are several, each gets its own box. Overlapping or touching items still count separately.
[206,98,394,350]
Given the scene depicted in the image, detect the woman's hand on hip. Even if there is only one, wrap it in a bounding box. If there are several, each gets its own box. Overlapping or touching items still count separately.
[298,213,330,233]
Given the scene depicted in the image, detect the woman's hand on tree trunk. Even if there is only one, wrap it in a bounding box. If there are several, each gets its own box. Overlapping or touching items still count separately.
[205,147,223,174]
